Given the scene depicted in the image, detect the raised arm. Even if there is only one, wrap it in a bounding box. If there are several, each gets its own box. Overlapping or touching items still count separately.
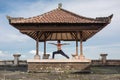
[48,43,57,45]
[61,43,70,45]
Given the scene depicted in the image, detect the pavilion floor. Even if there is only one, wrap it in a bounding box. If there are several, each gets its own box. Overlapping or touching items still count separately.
[27,59,91,73]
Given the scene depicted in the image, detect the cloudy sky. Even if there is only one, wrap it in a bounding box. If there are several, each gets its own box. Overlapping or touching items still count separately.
[0,0,120,60]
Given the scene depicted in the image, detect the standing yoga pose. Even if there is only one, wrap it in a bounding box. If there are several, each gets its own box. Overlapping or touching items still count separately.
[49,40,69,59]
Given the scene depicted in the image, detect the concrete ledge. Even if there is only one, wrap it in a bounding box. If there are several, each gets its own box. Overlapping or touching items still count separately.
[27,59,91,63]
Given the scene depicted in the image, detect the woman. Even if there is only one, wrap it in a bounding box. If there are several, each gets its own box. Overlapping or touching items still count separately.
[49,40,69,59]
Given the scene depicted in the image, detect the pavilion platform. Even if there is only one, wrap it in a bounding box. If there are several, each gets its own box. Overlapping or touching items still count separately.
[27,59,91,73]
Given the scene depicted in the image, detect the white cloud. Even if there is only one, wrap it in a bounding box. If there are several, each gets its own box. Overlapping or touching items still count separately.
[29,50,46,54]
[24,50,51,59]
[29,50,36,55]
[29,50,51,55]
[84,43,120,59]
[0,51,6,57]
[8,1,56,17]
[0,33,29,43]
[85,43,120,49]
[0,50,12,60]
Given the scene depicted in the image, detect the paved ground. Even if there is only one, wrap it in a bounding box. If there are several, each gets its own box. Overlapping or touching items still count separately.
[0,71,120,80]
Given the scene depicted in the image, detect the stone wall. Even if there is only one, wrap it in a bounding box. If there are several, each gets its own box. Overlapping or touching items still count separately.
[0,65,27,71]
[91,60,120,66]
[28,62,91,72]
[0,60,27,65]
[0,60,27,72]
[0,59,119,72]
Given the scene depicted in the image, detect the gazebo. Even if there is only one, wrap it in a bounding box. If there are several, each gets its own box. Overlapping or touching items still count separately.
[7,4,113,72]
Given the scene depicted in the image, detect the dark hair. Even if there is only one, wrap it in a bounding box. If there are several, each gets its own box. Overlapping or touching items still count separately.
[57,40,61,43]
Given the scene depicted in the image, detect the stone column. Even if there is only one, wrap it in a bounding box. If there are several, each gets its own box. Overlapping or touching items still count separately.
[80,38,83,56]
[100,54,108,64]
[76,31,78,56]
[43,41,50,59]
[44,41,46,55]
[76,40,78,56]
[79,31,85,59]
[34,32,40,60]
[13,54,21,65]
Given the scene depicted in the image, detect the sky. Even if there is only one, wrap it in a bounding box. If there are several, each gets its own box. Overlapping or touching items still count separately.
[0,0,120,60]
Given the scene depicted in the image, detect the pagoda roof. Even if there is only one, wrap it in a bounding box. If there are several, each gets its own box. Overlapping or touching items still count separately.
[7,8,113,24]
[7,6,113,42]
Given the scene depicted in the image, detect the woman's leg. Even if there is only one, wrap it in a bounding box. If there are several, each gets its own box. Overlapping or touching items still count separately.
[52,51,59,59]
[60,50,69,59]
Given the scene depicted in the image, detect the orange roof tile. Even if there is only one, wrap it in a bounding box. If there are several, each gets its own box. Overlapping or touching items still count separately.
[8,8,113,24]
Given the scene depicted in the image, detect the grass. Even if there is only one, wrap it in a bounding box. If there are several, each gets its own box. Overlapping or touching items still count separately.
[0,71,120,80]
[0,66,120,80]
[91,66,120,74]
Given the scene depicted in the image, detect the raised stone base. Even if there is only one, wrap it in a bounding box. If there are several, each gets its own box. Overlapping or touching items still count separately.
[43,54,50,59]
[27,59,91,73]
[34,55,40,60]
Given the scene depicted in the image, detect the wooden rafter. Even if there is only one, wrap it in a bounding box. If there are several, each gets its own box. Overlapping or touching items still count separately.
[49,33,53,40]
[66,33,68,40]
[70,32,76,40]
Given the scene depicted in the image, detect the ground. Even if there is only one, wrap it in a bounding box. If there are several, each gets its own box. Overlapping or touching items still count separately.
[0,71,120,80]
[0,66,120,80]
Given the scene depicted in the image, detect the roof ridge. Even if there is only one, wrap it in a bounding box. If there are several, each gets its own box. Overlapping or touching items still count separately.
[27,8,58,19]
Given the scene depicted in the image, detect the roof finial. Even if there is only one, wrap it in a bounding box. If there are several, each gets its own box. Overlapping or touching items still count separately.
[6,15,11,20]
[58,3,62,9]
